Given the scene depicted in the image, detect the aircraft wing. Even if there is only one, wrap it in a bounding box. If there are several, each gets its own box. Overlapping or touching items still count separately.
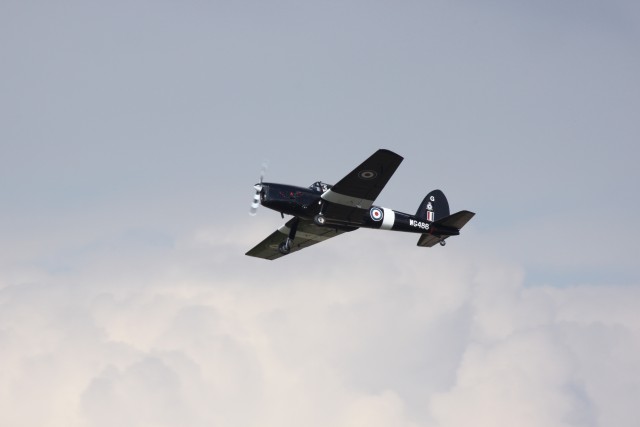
[245,218,357,260]
[321,149,403,222]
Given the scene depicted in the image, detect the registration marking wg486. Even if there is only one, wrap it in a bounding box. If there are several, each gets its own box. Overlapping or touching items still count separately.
[409,219,429,230]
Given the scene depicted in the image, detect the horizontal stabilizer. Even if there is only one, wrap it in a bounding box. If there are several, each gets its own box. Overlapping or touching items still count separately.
[417,234,446,247]
[435,210,475,229]
[416,210,475,248]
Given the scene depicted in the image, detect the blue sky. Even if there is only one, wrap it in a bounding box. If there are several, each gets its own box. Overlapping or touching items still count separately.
[1,1,639,426]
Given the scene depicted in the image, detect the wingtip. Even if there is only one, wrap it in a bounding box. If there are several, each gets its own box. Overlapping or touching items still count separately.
[377,148,404,160]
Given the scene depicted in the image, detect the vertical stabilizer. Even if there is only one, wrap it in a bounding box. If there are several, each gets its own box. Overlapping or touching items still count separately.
[416,189,449,223]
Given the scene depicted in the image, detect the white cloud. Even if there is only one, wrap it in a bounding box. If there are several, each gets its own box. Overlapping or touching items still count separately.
[430,258,640,427]
[1,227,638,427]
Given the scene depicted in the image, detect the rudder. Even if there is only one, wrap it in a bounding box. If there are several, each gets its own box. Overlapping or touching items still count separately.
[416,189,449,223]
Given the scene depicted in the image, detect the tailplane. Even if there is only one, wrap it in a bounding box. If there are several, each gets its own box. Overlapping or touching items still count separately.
[416,210,475,247]
[435,210,475,230]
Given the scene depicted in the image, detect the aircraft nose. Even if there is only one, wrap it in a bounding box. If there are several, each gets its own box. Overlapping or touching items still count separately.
[260,184,268,201]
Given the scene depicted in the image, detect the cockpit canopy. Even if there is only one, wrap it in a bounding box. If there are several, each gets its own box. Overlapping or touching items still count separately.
[308,181,332,193]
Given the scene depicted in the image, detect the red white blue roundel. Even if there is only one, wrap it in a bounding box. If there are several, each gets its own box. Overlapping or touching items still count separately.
[370,207,384,222]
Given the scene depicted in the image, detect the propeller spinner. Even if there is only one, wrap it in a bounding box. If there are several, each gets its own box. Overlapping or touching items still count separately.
[249,161,268,216]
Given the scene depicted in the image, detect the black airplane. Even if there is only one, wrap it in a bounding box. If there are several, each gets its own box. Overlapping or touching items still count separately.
[246,149,475,260]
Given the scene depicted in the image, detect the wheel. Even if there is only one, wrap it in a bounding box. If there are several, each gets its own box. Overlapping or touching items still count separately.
[439,239,446,247]
[314,214,326,226]
[278,241,291,255]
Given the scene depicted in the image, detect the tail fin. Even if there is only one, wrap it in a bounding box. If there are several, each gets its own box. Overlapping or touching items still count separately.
[416,189,449,223]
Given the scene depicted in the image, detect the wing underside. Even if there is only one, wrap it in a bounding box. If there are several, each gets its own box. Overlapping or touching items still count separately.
[245,218,357,260]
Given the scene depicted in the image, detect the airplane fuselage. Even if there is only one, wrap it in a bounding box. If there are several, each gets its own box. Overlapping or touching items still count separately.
[259,182,459,238]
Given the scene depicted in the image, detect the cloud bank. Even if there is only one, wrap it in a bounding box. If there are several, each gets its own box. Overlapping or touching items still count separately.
[1,229,638,427]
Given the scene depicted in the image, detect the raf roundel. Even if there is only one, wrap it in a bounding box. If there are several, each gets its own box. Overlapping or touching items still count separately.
[358,170,378,180]
[370,207,384,222]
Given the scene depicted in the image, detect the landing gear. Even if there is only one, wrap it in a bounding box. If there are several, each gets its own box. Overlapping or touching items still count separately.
[278,218,299,255]
[439,239,446,247]
[278,238,292,255]
[314,201,327,226]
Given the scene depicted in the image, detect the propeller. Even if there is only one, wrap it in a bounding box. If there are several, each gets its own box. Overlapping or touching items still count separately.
[249,161,268,216]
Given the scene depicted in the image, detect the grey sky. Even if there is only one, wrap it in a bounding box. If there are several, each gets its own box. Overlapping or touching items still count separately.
[1,1,639,426]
